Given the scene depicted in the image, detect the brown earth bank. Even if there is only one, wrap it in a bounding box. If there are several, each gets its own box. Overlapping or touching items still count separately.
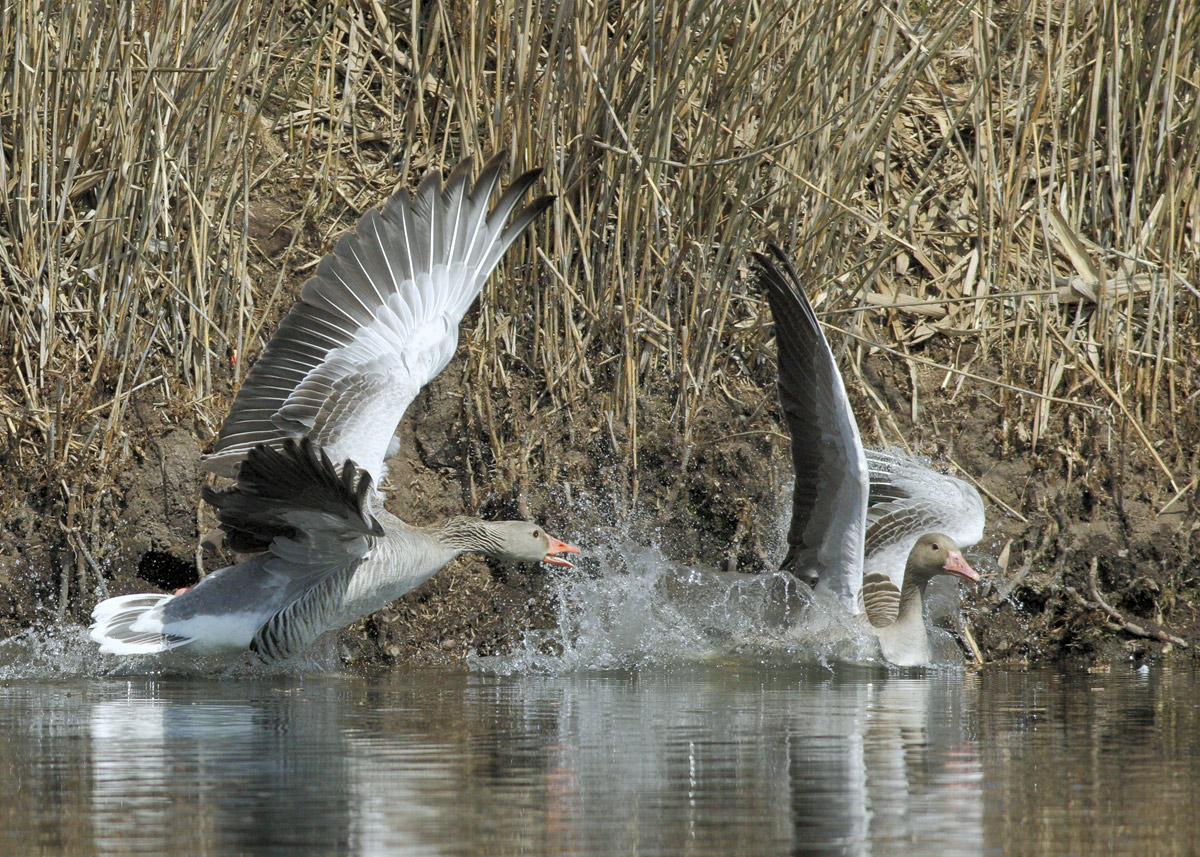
[1,323,1195,669]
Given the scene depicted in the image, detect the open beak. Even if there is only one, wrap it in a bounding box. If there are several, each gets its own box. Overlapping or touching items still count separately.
[944,550,980,583]
[543,535,581,568]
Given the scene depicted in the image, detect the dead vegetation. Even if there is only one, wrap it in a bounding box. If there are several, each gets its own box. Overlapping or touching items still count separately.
[1,0,1198,658]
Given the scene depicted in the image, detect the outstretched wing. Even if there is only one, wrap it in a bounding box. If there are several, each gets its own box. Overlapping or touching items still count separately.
[204,153,553,486]
[754,245,869,611]
[862,448,986,598]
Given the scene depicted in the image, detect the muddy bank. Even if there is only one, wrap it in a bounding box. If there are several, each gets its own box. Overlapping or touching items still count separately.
[1,326,1195,667]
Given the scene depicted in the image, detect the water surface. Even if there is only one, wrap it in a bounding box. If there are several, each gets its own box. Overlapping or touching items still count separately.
[1,660,1195,856]
[2,536,1190,855]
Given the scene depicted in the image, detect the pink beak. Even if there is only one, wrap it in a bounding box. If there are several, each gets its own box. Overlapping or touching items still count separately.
[943,550,980,583]
[543,535,581,568]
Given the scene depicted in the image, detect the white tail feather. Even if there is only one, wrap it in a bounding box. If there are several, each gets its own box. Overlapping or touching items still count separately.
[89,593,192,655]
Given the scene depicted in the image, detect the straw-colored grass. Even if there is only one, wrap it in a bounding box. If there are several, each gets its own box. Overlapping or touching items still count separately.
[1,0,1197,613]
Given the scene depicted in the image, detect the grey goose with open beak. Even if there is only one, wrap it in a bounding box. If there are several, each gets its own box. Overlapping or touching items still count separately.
[90,154,578,661]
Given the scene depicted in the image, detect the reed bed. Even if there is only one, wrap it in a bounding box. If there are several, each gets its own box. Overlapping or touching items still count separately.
[1,0,1197,609]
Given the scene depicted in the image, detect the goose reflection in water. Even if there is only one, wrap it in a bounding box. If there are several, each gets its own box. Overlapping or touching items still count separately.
[523,672,983,856]
[81,672,981,856]
[2,664,1193,855]
[88,689,359,855]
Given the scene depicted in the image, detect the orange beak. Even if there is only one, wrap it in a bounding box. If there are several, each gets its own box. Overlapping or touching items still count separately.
[543,535,581,568]
[944,550,980,583]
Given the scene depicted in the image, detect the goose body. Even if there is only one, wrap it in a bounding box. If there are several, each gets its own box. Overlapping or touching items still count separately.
[90,154,578,661]
[754,246,983,665]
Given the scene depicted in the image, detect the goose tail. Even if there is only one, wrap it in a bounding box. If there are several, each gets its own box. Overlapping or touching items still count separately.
[88,593,192,655]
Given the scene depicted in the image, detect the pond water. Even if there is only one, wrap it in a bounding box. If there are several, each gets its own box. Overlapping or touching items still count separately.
[0,654,1196,856]
[1,535,1192,855]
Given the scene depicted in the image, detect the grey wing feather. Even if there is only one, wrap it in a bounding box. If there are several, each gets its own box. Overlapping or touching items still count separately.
[204,152,553,484]
[754,245,869,610]
[863,448,986,596]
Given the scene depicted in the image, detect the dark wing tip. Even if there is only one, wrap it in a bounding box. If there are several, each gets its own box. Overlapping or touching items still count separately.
[205,438,381,550]
[444,155,476,186]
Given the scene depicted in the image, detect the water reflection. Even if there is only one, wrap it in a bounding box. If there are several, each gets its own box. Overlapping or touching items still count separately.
[517,671,982,856]
[88,689,357,855]
[0,666,1196,856]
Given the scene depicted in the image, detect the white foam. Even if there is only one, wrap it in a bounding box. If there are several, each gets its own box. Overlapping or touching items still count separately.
[470,532,885,675]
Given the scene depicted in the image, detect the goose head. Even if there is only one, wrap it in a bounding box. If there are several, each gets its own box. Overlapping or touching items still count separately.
[483,521,581,568]
[905,533,980,584]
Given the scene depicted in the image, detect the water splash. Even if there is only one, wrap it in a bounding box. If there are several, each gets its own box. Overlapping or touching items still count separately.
[2,487,973,677]
[471,534,886,675]
[0,625,109,681]
[0,623,342,680]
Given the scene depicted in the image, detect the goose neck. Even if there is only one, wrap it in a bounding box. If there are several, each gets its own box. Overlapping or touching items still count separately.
[893,571,930,630]
[420,516,500,556]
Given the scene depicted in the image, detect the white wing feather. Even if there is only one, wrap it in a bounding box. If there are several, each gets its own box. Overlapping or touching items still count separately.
[204,154,551,486]
[863,448,986,591]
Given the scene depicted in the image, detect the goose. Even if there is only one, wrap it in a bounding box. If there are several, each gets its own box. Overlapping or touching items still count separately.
[89,153,579,661]
[753,245,983,666]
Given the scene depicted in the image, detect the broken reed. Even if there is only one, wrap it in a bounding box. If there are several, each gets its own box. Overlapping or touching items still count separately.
[252,0,1200,503]
[2,0,1197,539]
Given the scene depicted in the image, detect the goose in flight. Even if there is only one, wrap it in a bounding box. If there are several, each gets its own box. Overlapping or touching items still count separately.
[753,245,983,666]
[89,154,579,661]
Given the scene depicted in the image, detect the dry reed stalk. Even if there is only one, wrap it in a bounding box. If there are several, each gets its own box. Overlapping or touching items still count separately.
[0,0,310,602]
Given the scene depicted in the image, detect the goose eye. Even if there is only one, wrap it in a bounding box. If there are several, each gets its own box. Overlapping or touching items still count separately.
[930,542,940,550]
[532,529,540,538]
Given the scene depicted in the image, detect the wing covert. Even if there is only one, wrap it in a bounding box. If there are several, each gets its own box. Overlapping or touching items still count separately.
[863,448,986,593]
